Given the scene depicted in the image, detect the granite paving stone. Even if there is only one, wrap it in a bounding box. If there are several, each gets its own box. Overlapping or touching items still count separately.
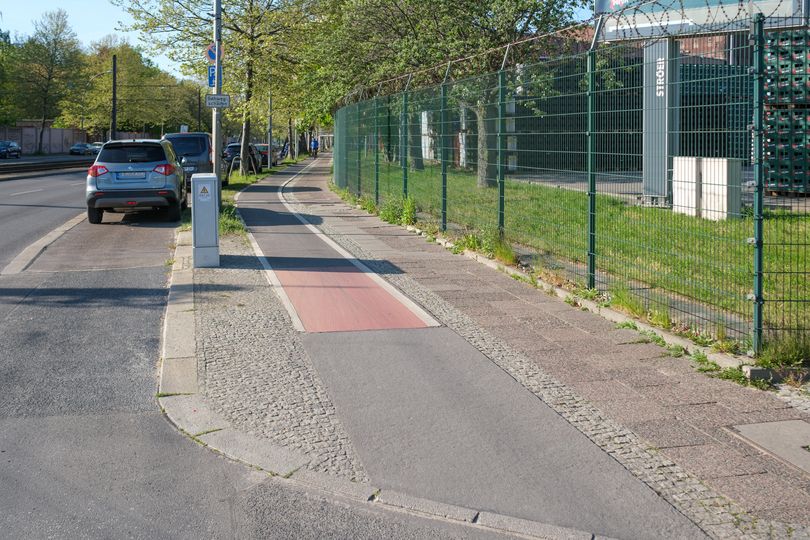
[662,444,769,478]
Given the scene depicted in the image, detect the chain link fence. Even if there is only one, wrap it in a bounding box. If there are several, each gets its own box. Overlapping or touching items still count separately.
[334,16,809,356]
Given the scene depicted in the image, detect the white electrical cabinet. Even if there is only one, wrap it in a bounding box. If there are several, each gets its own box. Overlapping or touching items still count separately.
[192,173,220,268]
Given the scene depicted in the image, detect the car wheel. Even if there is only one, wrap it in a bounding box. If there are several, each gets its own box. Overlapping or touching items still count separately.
[87,206,103,224]
[167,201,182,222]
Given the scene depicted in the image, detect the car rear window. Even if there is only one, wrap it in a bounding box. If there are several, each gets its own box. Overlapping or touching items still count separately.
[165,136,206,156]
[98,144,166,163]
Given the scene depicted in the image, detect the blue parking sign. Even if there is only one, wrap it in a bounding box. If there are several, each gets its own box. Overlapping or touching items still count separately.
[208,66,217,88]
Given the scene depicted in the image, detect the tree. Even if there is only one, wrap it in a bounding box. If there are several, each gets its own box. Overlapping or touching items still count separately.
[303,0,585,186]
[11,10,83,152]
[113,0,298,173]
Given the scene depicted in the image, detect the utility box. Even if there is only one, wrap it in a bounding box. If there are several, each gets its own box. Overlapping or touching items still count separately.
[672,157,742,220]
[192,173,220,268]
[672,156,702,217]
[701,158,742,221]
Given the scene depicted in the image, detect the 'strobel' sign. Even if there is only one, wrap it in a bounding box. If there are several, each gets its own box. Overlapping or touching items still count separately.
[656,57,666,97]
[205,94,231,108]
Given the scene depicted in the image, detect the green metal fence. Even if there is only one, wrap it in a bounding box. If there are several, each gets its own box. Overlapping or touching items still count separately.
[334,21,809,355]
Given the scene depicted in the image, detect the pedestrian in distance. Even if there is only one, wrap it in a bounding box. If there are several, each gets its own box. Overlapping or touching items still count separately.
[311,137,319,158]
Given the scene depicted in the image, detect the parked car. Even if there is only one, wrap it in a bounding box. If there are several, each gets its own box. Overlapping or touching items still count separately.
[70,143,96,155]
[254,143,279,167]
[0,140,22,158]
[223,142,261,174]
[90,142,104,153]
[161,132,214,188]
[85,140,187,224]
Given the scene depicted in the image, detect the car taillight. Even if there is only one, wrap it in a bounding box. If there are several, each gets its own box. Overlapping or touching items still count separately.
[153,164,175,176]
[88,165,109,177]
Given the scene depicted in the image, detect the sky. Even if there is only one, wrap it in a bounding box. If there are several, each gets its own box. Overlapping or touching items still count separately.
[0,0,182,76]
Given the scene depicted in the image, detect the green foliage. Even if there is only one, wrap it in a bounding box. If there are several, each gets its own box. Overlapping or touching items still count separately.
[610,284,646,318]
[359,196,377,214]
[667,344,686,358]
[615,320,638,330]
[401,196,416,226]
[757,335,810,369]
[640,329,667,348]
[711,339,741,355]
[379,198,403,224]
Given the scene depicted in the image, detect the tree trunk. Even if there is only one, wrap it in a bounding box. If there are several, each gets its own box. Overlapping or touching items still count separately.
[474,102,497,188]
[408,109,424,170]
[288,117,294,160]
[239,55,255,175]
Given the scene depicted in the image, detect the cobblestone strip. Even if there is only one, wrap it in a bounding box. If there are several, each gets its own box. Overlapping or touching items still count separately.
[195,235,368,482]
[283,192,809,540]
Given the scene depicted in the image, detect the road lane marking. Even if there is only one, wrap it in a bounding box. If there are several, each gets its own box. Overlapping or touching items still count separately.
[70,181,85,186]
[1,212,86,275]
[10,189,43,196]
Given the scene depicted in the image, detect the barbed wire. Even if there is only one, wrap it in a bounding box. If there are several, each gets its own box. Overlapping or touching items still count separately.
[341,0,803,105]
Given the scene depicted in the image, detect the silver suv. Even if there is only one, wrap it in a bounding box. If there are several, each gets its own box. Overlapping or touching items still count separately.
[85,140,187,224]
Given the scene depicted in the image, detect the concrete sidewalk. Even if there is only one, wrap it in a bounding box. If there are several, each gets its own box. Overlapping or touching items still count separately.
[170,157,810,539]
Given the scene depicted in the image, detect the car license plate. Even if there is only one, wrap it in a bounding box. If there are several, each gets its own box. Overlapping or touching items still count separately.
[118,172,146,179]
[183,166,196,172]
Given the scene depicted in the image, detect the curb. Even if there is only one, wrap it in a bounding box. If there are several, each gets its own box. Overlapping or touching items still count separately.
[157,162,604,539]
[1,212,86,275]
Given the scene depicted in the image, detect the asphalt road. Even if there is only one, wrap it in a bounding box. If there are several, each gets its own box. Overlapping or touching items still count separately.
[0,171,508,539]
[0,170,87,270]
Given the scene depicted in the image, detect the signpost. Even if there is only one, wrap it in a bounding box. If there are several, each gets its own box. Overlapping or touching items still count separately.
[211,0,223,210]
[205,94,231,108]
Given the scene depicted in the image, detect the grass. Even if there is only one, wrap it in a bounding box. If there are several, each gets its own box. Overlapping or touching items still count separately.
[355,160,808,343]
[757,334,810,369]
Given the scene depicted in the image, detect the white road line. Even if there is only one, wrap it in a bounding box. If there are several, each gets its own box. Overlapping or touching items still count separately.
[9,189,43,197]
[70,181,85,186]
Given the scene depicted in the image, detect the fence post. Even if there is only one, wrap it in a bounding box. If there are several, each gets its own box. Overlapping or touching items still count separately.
[440,83,448,231]
[752,13,765,354]
[587,50,597,290]
[374,97,380,205]
[498,70,506,236]
[402,91,409,198]
[356,105,362,196]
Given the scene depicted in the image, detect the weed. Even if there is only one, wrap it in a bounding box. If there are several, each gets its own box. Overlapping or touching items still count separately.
[610,284,646,318]
[426,235,435,243]
[640,329,667,348]
[668,344,687,358]
[164,258,175,268]
[359,196,377,214]
[757,334,810,369]
[565,295,580,308]
[379,198,403,224]
[711,339,741,355]
[401,196,416,225]
[575,287,600,301]
[615,320,639,330]
[648,308,672,330]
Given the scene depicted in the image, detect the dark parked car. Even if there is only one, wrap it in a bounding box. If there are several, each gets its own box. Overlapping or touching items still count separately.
[254,143,279,167]
[162,132,214,188]
[223,142,261,174]
[0,140,21,158]
[85,140,187,224]
[70,143,97,155]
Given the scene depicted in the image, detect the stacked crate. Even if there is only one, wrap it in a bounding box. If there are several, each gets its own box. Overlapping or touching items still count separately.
[764,29,810,194]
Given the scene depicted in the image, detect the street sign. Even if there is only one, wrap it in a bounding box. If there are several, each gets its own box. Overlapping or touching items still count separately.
[207,65,223,88]
[205,43,223,64]
[205,94,231,108]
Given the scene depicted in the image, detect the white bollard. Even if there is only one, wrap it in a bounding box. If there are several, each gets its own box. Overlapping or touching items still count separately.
[192,173,220,268]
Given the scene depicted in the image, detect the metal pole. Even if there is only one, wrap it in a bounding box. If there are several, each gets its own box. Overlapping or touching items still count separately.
[497,70,506,236]
[402,91,409,198]
[752,13,765,354]
[213,0,223,210]
[374,96,380,205]
[268,95,273,165]
[197,88,202,132]
[356,104,361,196]
[587,50,597,290]
[440,83,448,232]
[110,54,117,140]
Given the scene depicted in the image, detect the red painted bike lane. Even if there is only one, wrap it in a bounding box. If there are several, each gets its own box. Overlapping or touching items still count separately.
[237,162,434,334]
